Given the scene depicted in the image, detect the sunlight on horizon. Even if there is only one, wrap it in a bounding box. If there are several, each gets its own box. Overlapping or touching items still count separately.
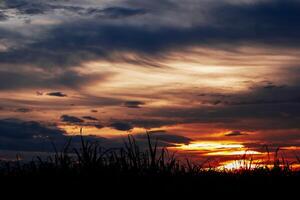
[174,141,244,151]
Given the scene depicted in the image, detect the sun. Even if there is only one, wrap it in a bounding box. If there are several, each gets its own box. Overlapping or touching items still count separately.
[217,160,259,170]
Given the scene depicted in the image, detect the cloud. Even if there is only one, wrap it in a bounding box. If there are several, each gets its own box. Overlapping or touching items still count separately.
[225,130,247,137]
[263,84,286,90]
[0,118,66,151]
[47,91,67,97]
[15,108,32,113]
[0,118,63,140]
[3,0,69,16]
[82,116,98,121]
[123,100,145,108]
[227,84,300,106]
[0,0,300,152]
[3,0,147,19]
[0,118,108,152]
[2,0,300,71]
[110,121,133,131]
[196,81,300,108]
[88,7,147,19]
[256,129,300,144]
[121,119,178,129]
[60,115,84,124]
[94,124,104,129]
[0,11,7,21]
[142,130,192,144]
[0,69,113,91]
[148,100,300,131]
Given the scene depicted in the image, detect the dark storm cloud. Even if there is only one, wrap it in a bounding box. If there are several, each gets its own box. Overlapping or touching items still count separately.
[2,0,65,15]
[211,0,300,41]
[0,70,112,90]
[227,99,300,106]
[126,119,178,129]
[205,97,300,107]
[88,7,147,18]
[155,102,300,124]
[2,0,147,19]
[47,92,67,97]
[2,0,300,70]
[123,0,176,9]
[110,121,133,131]
[263,84,286,90]
[82,116,98,121]
[225,130,247,137]
[136,130,192,144]
[0,118,110,152]
[0,118,65,152]
[0,118,63,139]
[147,83,300,131]
[0,118,184,152]
[60,115,84,124]
[0,11,7,21]
[52,114,102,130]
[4,0,48,15]
[223,84,300,106]
[123,100,145,108]
[242,129,300,150]
[258,131,300,144]
[94,124,104,129]
[196,80,300,110]
[15,108,32,113]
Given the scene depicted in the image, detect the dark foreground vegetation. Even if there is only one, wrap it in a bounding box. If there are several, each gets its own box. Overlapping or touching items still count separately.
[1,133,300,197]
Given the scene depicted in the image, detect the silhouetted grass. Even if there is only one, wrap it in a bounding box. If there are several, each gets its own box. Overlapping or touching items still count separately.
[0,132,300,196]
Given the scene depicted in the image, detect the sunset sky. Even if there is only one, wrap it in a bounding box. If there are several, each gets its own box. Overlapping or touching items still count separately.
[0,0,300,167]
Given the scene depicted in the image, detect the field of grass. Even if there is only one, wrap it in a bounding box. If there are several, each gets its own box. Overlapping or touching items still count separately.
[1,133,300,197]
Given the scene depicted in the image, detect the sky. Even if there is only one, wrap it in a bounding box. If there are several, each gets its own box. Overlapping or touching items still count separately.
[0,0,300,168]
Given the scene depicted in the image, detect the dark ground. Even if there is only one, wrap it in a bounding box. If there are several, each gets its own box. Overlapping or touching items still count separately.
[1,171,299,198]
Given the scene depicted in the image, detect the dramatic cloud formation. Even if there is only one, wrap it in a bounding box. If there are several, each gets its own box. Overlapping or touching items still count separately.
[1,0,300,70]
[0,0,300,163]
